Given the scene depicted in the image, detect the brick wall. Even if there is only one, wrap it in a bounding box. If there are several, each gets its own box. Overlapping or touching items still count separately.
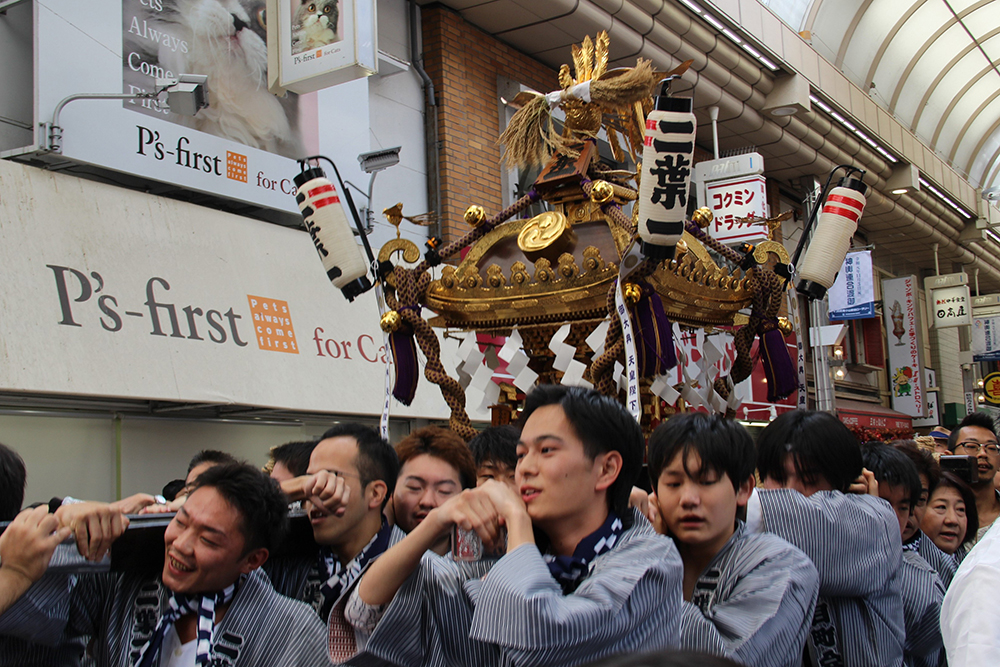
[421,5,557,244]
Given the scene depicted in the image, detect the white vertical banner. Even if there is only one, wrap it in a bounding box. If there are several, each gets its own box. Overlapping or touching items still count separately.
[883,276,926,417]
[972,315,1000,361]
[828,250,876,320]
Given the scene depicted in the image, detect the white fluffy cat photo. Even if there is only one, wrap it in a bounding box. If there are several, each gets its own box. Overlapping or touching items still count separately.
[123,0,305,159]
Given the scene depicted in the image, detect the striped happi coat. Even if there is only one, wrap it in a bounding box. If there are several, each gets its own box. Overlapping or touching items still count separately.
[347,509,683,667]
[678,521,819,667]
[0,568,330,667]
[753,489,906,667]
[899,551,945,667]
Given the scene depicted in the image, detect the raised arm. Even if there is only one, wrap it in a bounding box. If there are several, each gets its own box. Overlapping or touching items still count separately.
[0,507,72,617]
[468,517,682,667]
[756,489,901,597]
[357,486,505,606]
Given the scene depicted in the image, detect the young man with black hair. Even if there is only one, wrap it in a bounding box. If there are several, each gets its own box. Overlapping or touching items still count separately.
[749,409,905,667]
[0,462,330,666]
[344,385,682,667]
[645,413,818,667]
[468,425,518,489]
[265,440,318,482]
[893,441,956,587]
[947,411,1000,541]
[861,442,946,667]
[269,423,402,662]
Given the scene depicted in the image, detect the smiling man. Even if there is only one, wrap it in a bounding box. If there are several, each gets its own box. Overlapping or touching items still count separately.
[947,411,1000,542]
[0,462,330,666]
[645,413,818,667]
[344,384,683,667]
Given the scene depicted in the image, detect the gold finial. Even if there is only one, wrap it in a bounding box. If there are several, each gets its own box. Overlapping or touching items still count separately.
[464,205,487,228]
[691,207,713,229]
[383,203,404,239]
[590,180,615,204]
[623,282,642,305]
[777,317,794,336]
[380,310,402,333]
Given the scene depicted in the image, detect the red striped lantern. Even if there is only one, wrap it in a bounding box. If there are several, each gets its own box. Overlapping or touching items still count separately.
[294,167,371,301]
[797,177,868,300]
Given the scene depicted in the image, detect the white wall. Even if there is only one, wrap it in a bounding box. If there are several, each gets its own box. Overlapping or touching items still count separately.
[4,412,414,507]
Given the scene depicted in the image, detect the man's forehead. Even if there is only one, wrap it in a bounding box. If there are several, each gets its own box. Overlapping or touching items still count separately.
[957,425,998,442]
[309,435,359,470]
[181,487,240,536]
[400,454,460,483]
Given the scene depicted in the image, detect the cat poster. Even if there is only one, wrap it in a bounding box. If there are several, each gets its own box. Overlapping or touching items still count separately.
[269,0,378,94]
[122,0,309,159]
[290,0,343,56]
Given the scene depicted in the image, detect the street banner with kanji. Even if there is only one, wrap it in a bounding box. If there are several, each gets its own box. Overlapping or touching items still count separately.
[929,284,972,329]
[705,175,769,244]
[828,250,876,320]
[973,315,1000,361]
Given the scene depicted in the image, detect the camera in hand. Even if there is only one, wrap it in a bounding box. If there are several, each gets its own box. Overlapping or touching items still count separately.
[940,455,979,485]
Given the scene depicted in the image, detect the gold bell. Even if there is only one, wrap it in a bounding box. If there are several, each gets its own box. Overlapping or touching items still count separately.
[777,317,794,336]
[691,207,714,229]
[380,310,402,333]
[590,180,615,204]
[464,205,487,228]
[623,282,642,305]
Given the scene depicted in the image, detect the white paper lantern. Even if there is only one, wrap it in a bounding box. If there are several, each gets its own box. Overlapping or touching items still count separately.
[294,167,370,301]
[637,89,695,260]
[797,178,868,300]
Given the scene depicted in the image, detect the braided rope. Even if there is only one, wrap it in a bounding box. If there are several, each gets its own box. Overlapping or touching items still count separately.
[720,268,784,400]
[580,180,636,236]
[684,220,744,265]
[590,257,658,397]
[415,190,541,274]
[386,265,476,441]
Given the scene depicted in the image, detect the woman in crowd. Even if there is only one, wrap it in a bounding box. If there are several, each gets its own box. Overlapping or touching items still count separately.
[921,471,978,563]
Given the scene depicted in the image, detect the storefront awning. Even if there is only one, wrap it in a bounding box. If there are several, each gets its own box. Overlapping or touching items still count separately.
[836,398,913,431]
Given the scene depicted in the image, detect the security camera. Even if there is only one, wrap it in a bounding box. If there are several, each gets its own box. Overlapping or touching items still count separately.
[156,74,209,117]
[983,187,1000,201]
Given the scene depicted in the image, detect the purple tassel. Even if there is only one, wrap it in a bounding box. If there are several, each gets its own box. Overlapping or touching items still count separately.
[633,282,677,376]
[758,322,796,402]
[389,327,419,406]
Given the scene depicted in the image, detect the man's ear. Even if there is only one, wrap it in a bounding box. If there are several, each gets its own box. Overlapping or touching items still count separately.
[241,547,269,573]
[594,451,623,492]
[366,480,388,510]
[736,475,755,507]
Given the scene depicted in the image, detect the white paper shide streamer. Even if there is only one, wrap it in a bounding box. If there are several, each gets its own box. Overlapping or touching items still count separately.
[637,82,695,260]
[797,177,868,300]
[294,167,370,301]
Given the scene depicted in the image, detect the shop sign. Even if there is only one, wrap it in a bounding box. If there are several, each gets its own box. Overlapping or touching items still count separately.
[984,372,1000,406]
[267,0,378,94]
[0,160,483,422]
[882,276,926,417]
[913,369,940,427]
[828,250,875,320]
[929,285,972,329]
[704,175,769,244]
[838,410,912,431]
[12,0,325,217]
[972,315,1000,361]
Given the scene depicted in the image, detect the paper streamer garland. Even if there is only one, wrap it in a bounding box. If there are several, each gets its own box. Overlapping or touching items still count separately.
[294,167,370,302]
[797,177,868,300]
[637,85,695,260]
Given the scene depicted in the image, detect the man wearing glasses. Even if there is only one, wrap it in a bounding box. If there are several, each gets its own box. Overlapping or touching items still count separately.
[947,412,1000,543]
